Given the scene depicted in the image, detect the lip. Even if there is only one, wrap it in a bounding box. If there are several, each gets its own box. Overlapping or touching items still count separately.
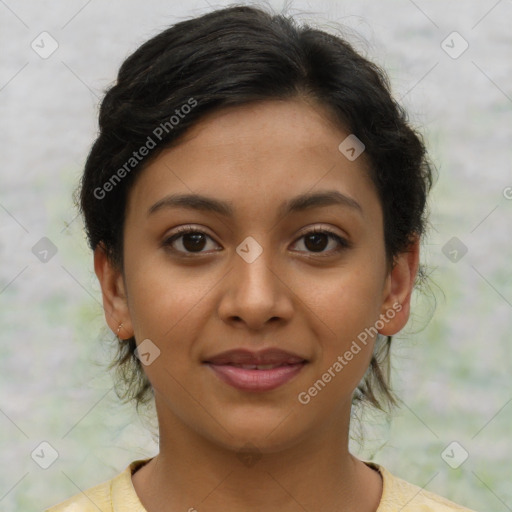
[204,348,308,392]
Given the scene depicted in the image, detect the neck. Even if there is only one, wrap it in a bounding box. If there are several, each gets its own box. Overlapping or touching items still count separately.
[132,396,382,512]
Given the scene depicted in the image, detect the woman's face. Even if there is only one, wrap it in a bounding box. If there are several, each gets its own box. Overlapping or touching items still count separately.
[97,98,416,453]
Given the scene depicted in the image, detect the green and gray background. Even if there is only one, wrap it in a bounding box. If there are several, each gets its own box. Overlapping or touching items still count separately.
[1,0,511,510]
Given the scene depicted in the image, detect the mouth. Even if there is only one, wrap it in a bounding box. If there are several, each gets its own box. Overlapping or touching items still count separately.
[203,348,308,392]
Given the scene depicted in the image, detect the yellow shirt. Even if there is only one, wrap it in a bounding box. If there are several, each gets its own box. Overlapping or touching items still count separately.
[45,458,477,511]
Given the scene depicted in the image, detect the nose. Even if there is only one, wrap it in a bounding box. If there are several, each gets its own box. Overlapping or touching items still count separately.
[217,237,294,331]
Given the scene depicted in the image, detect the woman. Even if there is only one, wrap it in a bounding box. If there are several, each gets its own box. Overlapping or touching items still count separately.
[46,5,477,511]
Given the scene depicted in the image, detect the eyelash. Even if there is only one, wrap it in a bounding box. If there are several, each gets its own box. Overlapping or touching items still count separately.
[162,225,351,258]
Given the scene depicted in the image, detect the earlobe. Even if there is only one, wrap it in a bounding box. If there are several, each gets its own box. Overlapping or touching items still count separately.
[93,244,134,339]
[378,237,420,336]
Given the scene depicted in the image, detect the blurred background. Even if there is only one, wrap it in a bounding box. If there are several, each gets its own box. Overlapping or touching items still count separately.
[1,0,510,510]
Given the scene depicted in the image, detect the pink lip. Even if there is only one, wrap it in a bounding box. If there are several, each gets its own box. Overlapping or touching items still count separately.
[206,362,306,391]
[204,348,308,391]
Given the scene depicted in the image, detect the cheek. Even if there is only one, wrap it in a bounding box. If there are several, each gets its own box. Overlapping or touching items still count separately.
[125,249,218,349]
[305,262,386,384]
[309,264,385,328]
[123,257,213,397]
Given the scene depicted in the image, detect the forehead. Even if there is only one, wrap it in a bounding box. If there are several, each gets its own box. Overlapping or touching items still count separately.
[126,98,380,226]
[169,98,357,163]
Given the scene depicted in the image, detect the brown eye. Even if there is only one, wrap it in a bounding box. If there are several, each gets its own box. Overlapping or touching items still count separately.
[304,232,329,252]
[181,232,207,252]
[163,227,219,255]
[163,226,350,257]
[292,227,350,255]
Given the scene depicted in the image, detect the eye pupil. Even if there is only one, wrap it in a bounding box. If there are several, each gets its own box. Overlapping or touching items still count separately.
[305,233,328,252]
[183,233,206,252]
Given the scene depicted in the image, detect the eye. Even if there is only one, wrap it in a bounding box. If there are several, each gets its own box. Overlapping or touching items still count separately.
[163,226,220,256]
[163,225,350,257]
[291,226,351,255]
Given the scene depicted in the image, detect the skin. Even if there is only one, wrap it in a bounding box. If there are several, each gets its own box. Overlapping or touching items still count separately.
[95,98,419,512]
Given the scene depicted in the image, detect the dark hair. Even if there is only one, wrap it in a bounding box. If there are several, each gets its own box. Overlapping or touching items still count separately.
[78,4,433,414]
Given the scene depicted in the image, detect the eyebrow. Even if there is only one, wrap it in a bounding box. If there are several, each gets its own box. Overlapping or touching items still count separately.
[147,190,363,219]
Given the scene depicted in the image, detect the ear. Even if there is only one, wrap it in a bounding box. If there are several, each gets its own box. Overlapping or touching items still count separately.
[378,237,420,336]
[94,244,133,340]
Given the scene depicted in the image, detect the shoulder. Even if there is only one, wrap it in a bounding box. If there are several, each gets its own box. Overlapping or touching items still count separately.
[44,477,113,512]
[44,458,151,512]
[367,462,479,512]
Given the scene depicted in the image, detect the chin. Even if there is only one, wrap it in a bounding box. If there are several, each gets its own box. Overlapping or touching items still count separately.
[202,407,312,455]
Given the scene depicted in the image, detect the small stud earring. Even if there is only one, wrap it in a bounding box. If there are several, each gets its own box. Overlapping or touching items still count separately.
[116,323,124,339]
